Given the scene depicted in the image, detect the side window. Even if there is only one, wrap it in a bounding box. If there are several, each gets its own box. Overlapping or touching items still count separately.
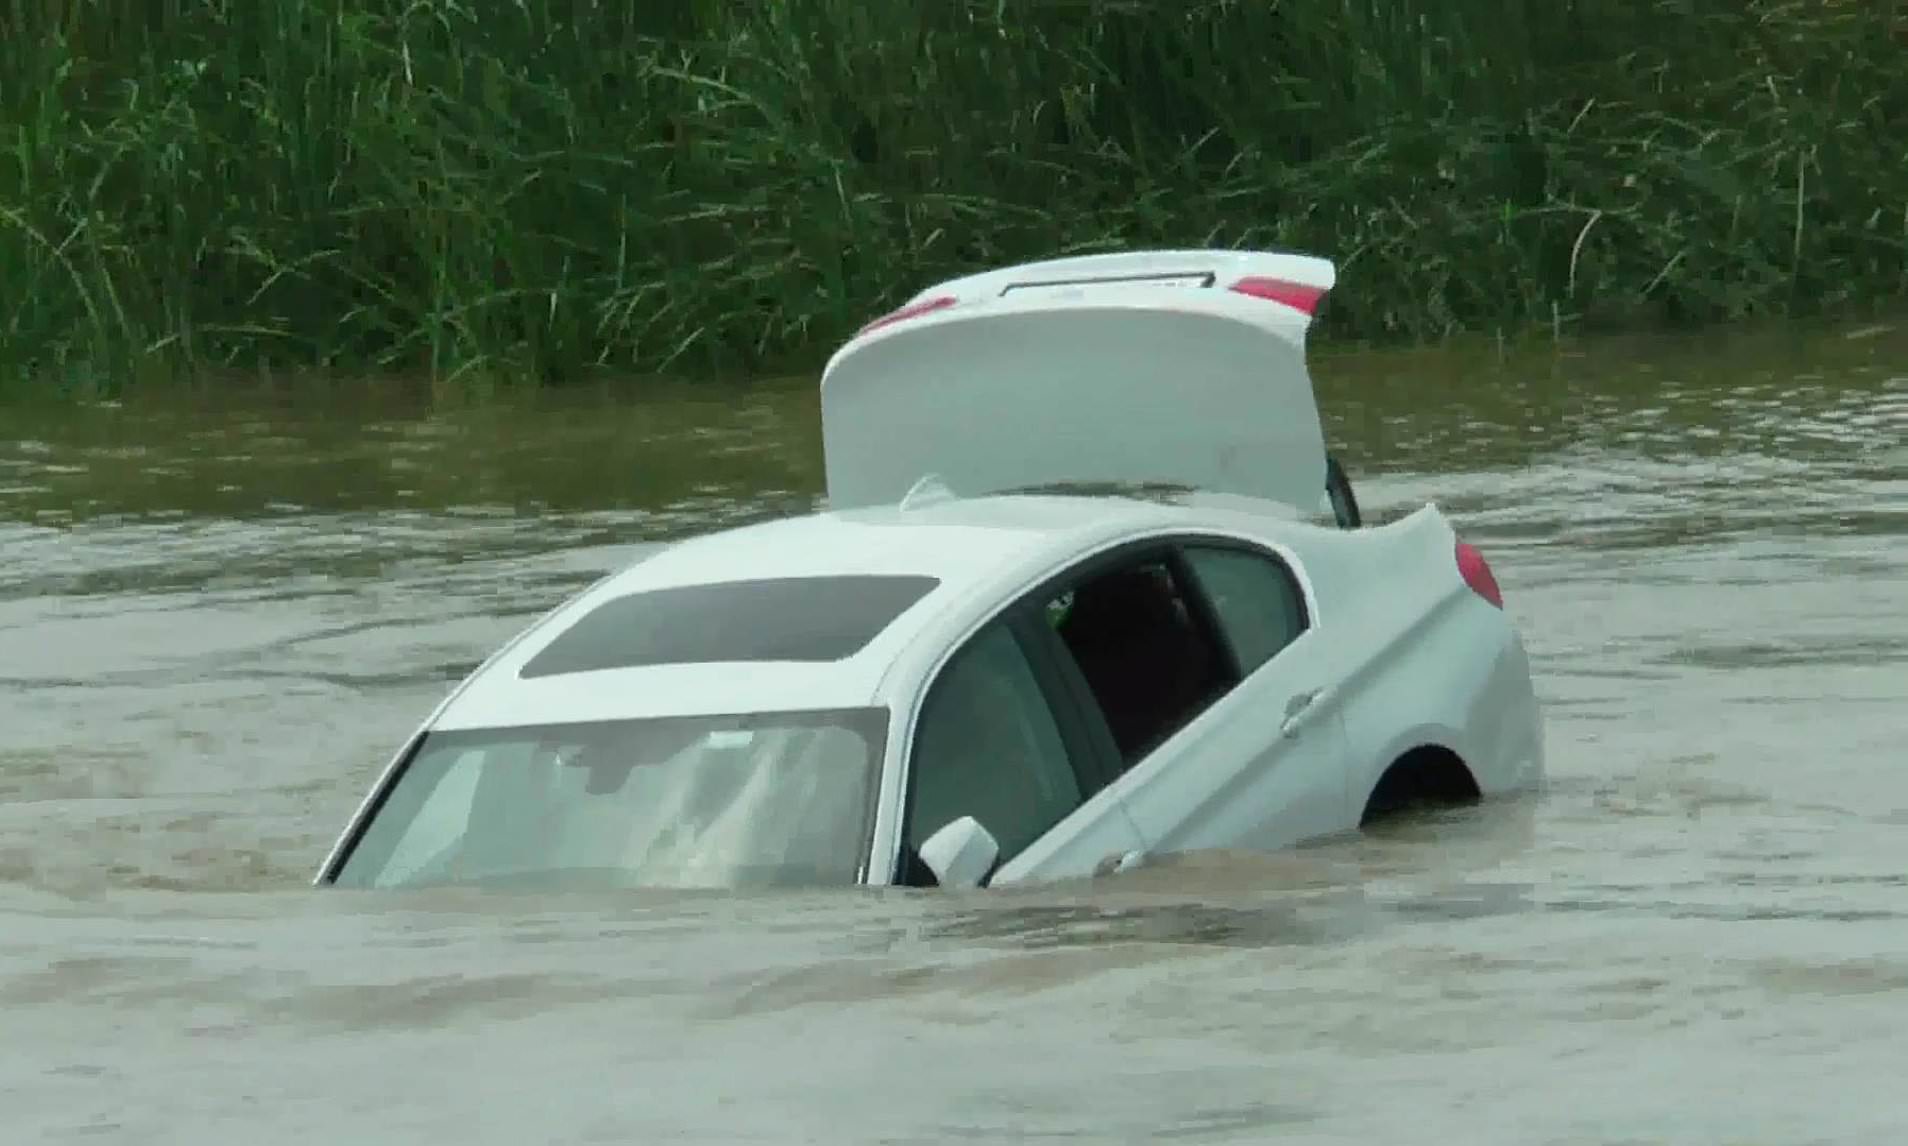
[1045,554,1238,766]
[905,622,1084,866]
[1181,545,1309,674]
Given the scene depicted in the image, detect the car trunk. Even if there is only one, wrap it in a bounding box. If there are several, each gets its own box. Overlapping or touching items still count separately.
[819,264,1334,517]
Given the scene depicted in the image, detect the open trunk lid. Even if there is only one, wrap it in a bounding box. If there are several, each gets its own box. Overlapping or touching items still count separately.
[818,249,1336,515]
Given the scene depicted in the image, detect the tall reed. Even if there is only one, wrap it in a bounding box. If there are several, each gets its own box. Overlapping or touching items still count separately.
[1,0,1902,393]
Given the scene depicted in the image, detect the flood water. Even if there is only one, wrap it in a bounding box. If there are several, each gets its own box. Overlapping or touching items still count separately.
[2,321,1904,1143]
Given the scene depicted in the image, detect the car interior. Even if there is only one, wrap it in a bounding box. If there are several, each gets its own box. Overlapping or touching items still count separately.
[898,547,1300,887]
[1051,558,1236,764]
[901,622,1087,884]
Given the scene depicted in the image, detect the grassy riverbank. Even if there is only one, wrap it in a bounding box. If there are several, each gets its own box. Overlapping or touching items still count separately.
[2,0,1903,395]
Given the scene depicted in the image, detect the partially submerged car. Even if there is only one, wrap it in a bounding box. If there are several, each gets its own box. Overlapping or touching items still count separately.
[317,249,1544,893]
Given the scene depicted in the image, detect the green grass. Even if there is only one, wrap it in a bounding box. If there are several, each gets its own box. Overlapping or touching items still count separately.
[1,0,1903,395]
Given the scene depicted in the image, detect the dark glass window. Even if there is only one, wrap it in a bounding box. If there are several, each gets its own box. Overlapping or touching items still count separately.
[520,575,940,678]
[1180,546,1308,674]
[905,623,1083,865]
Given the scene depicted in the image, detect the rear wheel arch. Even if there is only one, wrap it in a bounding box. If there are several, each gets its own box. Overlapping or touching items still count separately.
[1359,743,1480,826]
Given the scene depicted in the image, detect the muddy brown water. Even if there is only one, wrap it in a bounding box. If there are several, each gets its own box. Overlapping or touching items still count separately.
[1,322,1904,1143]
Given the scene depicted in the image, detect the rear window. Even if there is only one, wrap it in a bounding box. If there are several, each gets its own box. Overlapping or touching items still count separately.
[519,574,939,678]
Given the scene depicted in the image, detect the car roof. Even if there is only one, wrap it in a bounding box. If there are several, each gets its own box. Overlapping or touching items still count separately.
[427,486,1335,728]
[428,490,1317,732]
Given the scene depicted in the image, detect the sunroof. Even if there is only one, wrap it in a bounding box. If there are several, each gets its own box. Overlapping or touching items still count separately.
[518,574,941,678]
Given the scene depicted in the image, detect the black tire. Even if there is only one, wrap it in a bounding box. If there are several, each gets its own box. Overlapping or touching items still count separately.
[1326,454,1362,529]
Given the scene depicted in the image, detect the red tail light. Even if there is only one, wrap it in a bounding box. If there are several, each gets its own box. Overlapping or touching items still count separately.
[857,294,956,337]
[1455,539,1503,608]
[1227,276,1326,316]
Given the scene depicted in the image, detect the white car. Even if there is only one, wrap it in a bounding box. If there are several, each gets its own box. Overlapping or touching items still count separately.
[316,249,1544,893]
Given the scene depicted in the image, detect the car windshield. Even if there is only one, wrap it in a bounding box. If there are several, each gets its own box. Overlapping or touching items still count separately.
[330,708,887,891]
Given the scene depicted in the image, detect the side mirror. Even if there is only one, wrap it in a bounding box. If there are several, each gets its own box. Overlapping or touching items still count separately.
[917,816,1000,889]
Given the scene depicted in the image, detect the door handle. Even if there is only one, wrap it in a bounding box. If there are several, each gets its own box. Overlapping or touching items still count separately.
[1280,688,1321,737]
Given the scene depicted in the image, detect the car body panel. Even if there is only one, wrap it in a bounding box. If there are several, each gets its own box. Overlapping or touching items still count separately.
[988,778,1151,883]
[820,250,1335,516]
[907,248,1335,299]
[1102,625,1355,859]
[1340,595,1546,802]
[869,502,1537,886]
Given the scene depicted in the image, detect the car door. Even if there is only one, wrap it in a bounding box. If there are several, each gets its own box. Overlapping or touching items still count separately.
[898,614,1146,886]
[1021,535,1354,859]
